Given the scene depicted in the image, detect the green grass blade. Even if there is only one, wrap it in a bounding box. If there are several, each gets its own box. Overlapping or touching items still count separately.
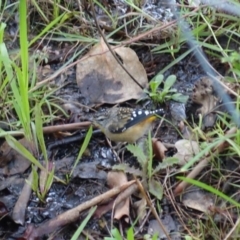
[70,206,97,240]
[29,13,67,47]
[4,134,44,170]
[178,177,240,208]
[35,104,48,162]
[19,0,29,91]
[70,126,93,176]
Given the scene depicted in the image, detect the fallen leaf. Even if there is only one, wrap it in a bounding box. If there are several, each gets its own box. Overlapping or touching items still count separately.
[72,162,107,180]
[12,169,36,225]
[148,214,180,239]
[0,138,37,176]
[107,171,129,220]
[182,187,214,213]
[133,197,147,223]
[152,138,167,161]
[76,38,148,104]
[173,139,200,166]
[0,176,23,191]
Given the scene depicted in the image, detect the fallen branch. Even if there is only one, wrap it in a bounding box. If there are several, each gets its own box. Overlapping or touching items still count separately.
[23,180,136,238]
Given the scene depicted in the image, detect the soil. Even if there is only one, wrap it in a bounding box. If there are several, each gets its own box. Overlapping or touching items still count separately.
[1,1,240,240]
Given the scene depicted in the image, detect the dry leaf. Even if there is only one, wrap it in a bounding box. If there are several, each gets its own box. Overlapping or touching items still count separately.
[173,139,200,166]
[133,197,147,223]
[182,187,214,213]
[72,161,107,180]
[152,138,167,161]
[107,171,129,220]
[148,215,179,239]
[76,38,148,104]
[0,138,37,175]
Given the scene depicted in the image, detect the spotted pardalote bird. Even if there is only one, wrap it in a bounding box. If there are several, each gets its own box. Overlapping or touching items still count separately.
[91,107,165,143]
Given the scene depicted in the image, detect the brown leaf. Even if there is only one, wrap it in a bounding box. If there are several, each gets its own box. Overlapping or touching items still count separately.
[72,161,107,180]
[182,187,214,213]
[133,198,147,223]
[12,169,36,225]
[173,139,200,166]
[76,38,148,104]
[0,138,37,176]
[148,215,178,239]
[107,171,128,189]
[107,171,129,221]
[152,138,167,161]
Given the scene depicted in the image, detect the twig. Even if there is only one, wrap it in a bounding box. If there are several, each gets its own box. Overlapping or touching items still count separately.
[135,178,172,240]
[25,180,136,238]
[0,122,91,138]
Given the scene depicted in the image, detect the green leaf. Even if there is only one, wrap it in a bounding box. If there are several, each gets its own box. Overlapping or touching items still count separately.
[184,236,193,240]
[29,13,67,46]
[164,75,176,91]
[152,233,159,240]
[127,227,134,240]
[152,157,178,175]
[43,164,55,196]
[154,74,164,84]
[30,166,39,192]
[5,134,44,170]
[171,93,189,103]
[35,104,48,162]
[111,228,123,240]
[149,74,163,92]
[126,144,146,165]
[148,178,163,200]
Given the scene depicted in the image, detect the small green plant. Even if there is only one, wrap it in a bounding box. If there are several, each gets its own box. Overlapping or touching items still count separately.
[222,51,240,78]
[114,132,178,200]
[31,104,55,201]
[104,226,159,240]
[144,74,188,104]
[104,228,124,240]
[31,164,55,202]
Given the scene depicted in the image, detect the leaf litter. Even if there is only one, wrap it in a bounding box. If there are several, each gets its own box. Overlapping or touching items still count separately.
[76,38,148,104]
[2,2,240,239]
